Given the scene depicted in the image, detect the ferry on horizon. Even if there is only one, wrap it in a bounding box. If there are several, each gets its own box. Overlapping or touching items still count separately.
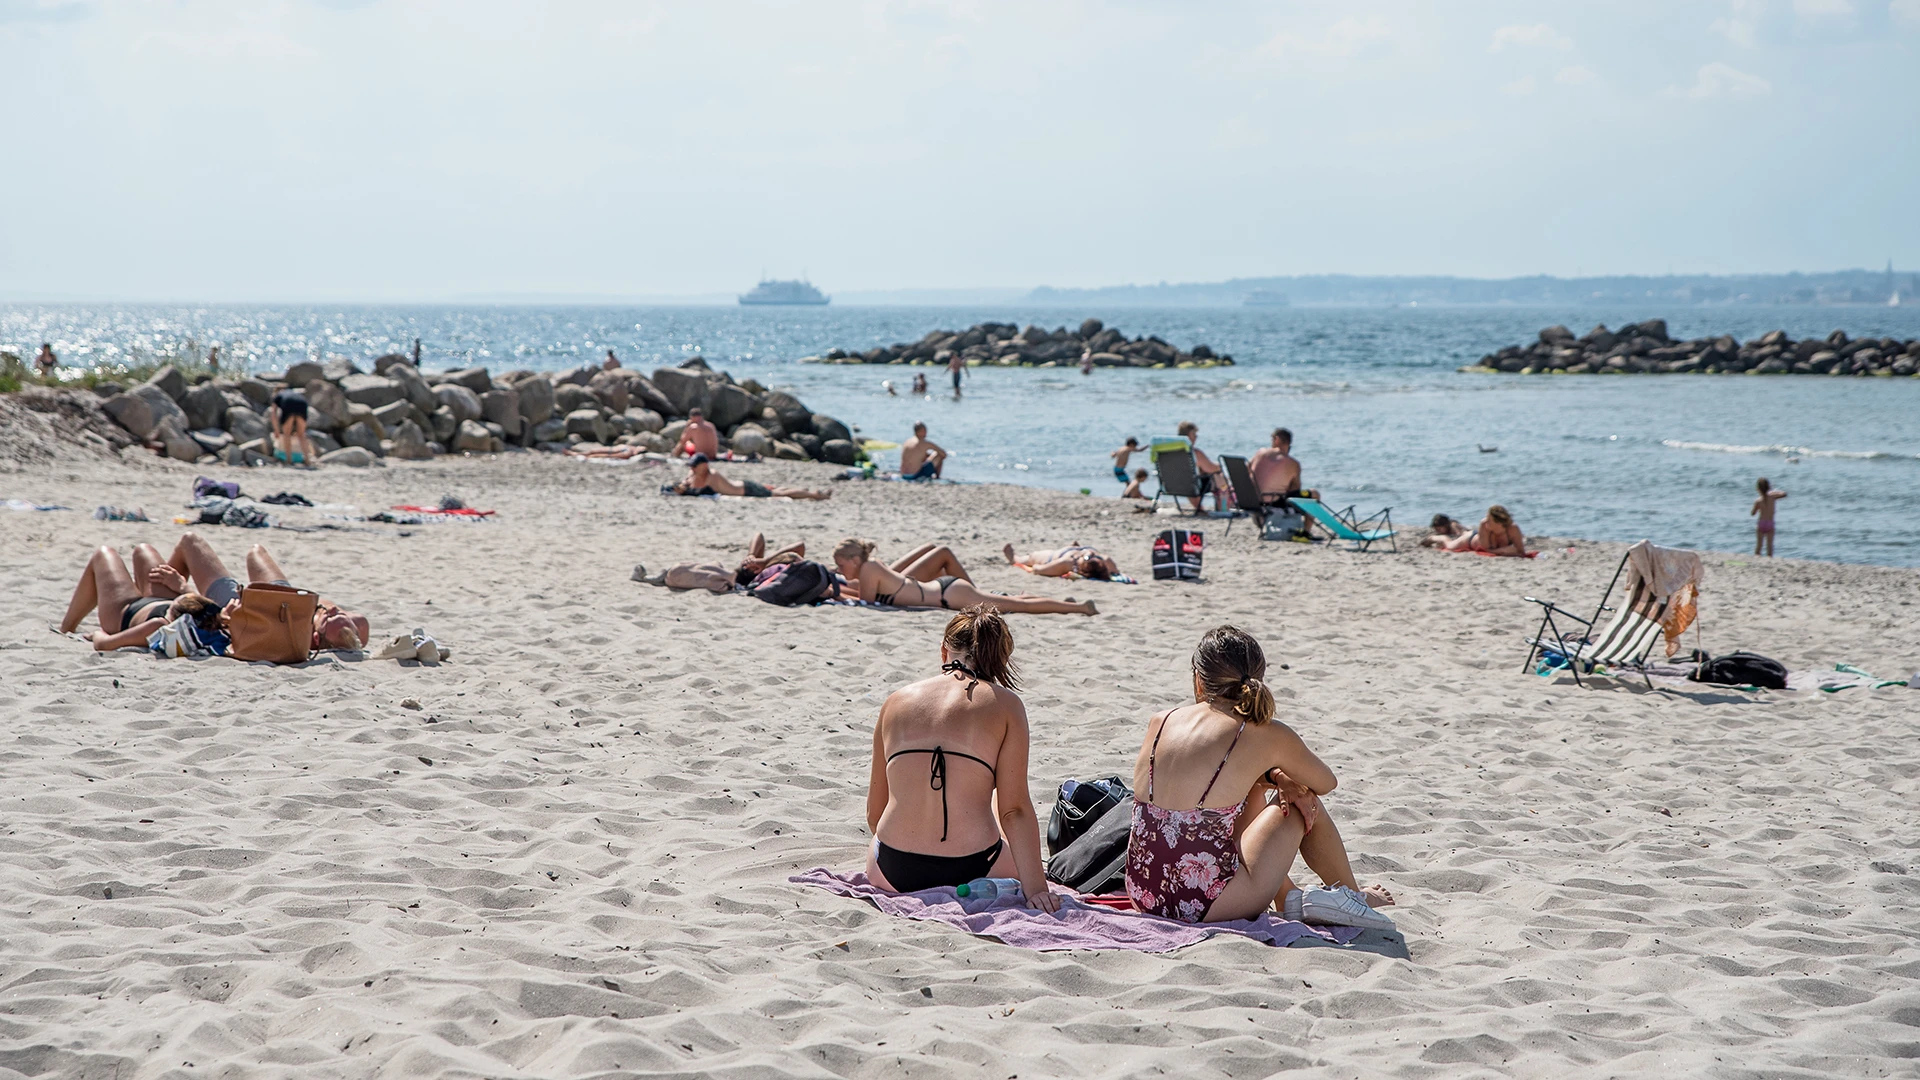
[739,279,830,306]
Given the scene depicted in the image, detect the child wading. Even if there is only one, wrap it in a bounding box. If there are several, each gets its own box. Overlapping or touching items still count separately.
[1751,478,1787,557]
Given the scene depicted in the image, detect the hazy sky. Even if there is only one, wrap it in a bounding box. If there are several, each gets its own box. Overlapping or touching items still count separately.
[3,0,1916,300]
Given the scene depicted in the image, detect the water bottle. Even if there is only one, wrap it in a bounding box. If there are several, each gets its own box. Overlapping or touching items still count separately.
[955,877,1023,909]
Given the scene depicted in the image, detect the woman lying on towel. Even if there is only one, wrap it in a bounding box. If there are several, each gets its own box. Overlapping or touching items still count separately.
[1437,504,1527,557]
[1125,625,1395,928]
[865,606,1060,911]
[834,539,1095,615]
[1002,542,1121,580]
[670,454,831,500]
[59,544,228,650]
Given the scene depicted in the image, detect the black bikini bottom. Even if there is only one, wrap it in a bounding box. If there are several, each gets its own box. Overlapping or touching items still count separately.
[875,839,1003,892]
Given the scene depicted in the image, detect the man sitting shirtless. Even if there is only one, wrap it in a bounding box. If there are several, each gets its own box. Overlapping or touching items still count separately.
[1249,427,1320,505]
[900,422,947,480]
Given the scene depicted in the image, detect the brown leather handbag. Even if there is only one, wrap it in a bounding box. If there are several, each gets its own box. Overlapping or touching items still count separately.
[227,583,318,664]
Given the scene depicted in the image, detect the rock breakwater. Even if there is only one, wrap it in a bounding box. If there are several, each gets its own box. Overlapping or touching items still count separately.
[805,319,1233,369]
[1463,321,1920,377]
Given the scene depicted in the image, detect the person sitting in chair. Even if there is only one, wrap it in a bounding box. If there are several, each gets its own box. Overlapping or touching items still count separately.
[1177,421,1225,512]
[1249,428,1319,505]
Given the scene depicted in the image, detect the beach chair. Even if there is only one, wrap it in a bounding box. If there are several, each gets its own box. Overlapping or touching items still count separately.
[1152,448,1240,534]
[1221,455,1297,540]
[1290,498,1397,552]
[1521,551,1669,688]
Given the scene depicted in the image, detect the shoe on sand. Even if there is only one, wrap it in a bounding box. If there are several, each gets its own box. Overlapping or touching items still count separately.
[1299,885,1396,931]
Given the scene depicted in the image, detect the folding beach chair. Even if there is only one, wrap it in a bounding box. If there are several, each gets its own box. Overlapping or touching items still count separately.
[1152,448,1240,534]
[1521,550,1670,688]
[1220,456,1297,541]
[1290,497,1397,552]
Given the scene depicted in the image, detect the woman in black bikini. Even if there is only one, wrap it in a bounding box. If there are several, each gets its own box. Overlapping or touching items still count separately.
[833,539,1096,616]
[58,544,226,651]
[864,606,1061,911]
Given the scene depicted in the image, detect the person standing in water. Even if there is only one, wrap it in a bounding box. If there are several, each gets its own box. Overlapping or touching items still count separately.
[1752,478,1786,557]
[946,350,967,398]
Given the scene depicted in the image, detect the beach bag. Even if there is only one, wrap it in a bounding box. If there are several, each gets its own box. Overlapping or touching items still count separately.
[664,562,735,593]
[146,614,228,659]
[194,476,241,500]
[227,583,318,664]
[1690,651,1787,690]
[748,560,839,607]
[1046,794,1135,894]
[1047,775,1131,856]
[1151,529,1204,581]
[1261,509,1305,542]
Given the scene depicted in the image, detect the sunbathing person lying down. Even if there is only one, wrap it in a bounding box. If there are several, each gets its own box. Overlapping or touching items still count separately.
[1003,542,1121,580]
[835,539,1095,615]
[865,606,1059,910]
[59,543,227,651]
[1437,505,1526,557]
[1125,625,1394,928]
[671,454,830,500]
[161,533,370,650]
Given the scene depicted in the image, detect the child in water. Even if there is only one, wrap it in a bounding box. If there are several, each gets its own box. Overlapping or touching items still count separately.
[1751,478,1786,557]
[1110,438,1140,485]
[1121,467,1149,500]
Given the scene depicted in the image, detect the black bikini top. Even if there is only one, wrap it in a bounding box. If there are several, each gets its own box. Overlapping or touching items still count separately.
[886,661,999,842]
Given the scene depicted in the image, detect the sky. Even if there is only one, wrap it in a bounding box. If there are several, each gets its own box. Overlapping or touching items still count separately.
[2,0,1916,300]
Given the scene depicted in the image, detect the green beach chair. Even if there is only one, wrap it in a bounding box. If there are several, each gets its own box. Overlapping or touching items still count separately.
[1290,498,1397,552]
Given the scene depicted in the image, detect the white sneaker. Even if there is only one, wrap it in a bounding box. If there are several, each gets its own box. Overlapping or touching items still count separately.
[1299,885,1396,931]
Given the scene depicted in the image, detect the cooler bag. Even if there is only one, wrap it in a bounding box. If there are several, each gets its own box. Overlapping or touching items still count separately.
[1151,529,1204,581]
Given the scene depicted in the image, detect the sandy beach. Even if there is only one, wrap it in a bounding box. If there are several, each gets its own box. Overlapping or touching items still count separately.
[2,446,1916,1078]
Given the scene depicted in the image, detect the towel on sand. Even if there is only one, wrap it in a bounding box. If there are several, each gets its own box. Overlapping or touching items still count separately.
[791,869,1361,952]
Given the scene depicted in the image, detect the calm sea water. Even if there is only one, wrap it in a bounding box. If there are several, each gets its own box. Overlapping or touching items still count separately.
[7,303,1919,567]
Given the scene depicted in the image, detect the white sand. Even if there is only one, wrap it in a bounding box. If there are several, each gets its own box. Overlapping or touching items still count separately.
[1,449,1916,1077]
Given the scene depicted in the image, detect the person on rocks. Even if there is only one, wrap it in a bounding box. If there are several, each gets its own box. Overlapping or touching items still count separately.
[863,605,1061,910]
[604,349,620,370]
[268,386,316,466]
[1177,421,1226,512]
[671,454,830,500]
[833,539,1094,615]
[157,533,369,649]
[58,544,226,651]
[1249,428,1320,505]
[900,422,947,480]
[34,343,57,380]
[677,408,720,459]
[1124,625,1395,928]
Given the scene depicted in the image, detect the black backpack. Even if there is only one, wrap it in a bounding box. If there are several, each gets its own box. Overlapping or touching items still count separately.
[1046,793,1134,895]
[747,560,839,606]
[1691,651,1788,690]
[1046,775,1131,856]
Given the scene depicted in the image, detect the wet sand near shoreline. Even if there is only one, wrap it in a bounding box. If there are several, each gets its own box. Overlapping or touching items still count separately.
[1,451,1915,1078]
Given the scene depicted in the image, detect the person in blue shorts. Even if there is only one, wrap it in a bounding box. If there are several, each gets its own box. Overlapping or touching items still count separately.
[1110,437,1140,484]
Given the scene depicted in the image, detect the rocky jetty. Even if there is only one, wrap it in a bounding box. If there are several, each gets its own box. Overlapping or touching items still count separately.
[806,319,1233,369]
[1464,321,1920,377]
[24,355,856,468]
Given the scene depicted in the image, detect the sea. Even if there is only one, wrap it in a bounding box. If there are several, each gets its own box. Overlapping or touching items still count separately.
[6,303,1919,568]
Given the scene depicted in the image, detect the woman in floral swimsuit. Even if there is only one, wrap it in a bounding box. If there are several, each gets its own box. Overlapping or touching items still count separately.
[1124,625,1396,927]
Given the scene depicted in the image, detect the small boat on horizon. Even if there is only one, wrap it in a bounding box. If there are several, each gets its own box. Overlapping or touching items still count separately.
[739,279,830,306]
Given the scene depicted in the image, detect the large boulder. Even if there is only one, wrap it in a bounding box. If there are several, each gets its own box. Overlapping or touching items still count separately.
[452,419,494,453]
[1538,325,1575,346]
[480,389,522,438]
[660,419,688,450]
[729,424,772,457]
[1077,318,1104,339]
[429,406,458,443]
[309,431,341,455]
[812,414,851,444]
[340,421,384,455]
[189,428,232,454]
[131,383,189,434]
[443,367,492,394]
[553,364,596,387]
[624,374,677,417]
[386,362,437,411]
[762,391,812,433]
[821,439,858,466]
[226,406,270,443]
[372,353,411,375]
[530,417,568,444]
[771,439,809,461]
[305,379,353,427]
[283,361,325,387]
[387,419,433,460]
[371,399,413,431]
[320,446,376,468]
[146,365,188,402]
[588,371,630,414]
[235,378,274,409]
[793,433,824,459]
[651,367,710,417]
[102,392,157,439]
[708,383,758,430]
[624,407,664,433]
[321,358,361,382]
[434,384,483,424]
[345,403,387,439]
[515,375,555,426]
[564,408,609,443]
[554,383,598,415]
[340,373,406,409]
[154,416,200,461]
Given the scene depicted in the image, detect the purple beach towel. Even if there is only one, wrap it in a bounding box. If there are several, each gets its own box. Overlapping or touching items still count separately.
[790,869,1361,952]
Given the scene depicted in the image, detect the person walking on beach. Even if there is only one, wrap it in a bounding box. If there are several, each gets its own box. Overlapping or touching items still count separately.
[1110,437,1140,485]
[34,343,57,380]
[946,350,967,398]
[901,422,947,480]
[1752,478,1786,557]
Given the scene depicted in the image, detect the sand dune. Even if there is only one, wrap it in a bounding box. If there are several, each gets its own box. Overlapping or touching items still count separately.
[1,451,1915,1077]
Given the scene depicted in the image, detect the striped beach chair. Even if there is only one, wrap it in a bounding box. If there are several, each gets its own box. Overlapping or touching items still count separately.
[1523,550,1670,687]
